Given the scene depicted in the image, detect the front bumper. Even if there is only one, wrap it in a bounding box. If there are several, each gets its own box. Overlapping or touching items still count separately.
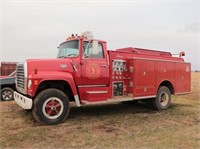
[14,91,33,109]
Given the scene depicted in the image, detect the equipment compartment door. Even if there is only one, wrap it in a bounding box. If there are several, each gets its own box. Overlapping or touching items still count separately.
[134,59,155,96]
[175,63,191,93]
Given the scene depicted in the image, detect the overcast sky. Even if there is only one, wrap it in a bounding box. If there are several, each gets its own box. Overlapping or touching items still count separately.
[1,0,199,70]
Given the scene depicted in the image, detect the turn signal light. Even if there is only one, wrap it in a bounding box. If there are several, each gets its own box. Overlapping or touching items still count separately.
[34,80,39,86]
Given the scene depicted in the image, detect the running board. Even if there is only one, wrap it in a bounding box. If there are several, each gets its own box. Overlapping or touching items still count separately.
[80,95,156,106]
[81,97,134,105]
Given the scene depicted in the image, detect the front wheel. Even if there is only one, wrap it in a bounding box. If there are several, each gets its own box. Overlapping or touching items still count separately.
[32,88,70,125]
[152,86,171,110]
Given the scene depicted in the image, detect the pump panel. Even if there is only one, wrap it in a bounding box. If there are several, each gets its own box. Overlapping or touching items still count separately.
[112,60,127,72]
[113,82,124,96]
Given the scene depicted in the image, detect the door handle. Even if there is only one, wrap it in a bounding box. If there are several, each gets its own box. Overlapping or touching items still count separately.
[101,65,108,68]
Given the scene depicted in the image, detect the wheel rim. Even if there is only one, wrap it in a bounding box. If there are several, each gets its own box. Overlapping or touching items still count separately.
[2,90,12,100]
[42,97,64,119]
[159,92,169,107]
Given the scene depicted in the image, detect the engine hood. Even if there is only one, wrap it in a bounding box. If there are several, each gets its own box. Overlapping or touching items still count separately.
[26,59,74,76]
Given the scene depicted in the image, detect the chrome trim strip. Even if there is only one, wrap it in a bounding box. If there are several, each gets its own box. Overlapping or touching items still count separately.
[133,95,156,100]
[78,85,107,88]
[24,61,27,78]
[70,61,78,72]
[24,61,28,94]
[86,91,108,94]
[74,95,81,107]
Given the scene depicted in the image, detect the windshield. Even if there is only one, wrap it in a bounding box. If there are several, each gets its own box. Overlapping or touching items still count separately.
[57,40,79,58]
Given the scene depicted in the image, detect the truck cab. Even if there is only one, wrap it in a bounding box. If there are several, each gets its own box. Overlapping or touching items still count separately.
[57,37,109,86]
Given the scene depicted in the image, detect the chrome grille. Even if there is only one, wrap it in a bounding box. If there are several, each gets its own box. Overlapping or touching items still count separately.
[16,63,26,93]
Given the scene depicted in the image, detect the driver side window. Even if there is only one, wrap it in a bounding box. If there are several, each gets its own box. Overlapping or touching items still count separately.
[83,42,104,58]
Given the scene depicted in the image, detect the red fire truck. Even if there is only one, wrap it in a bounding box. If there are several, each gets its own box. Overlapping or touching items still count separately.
[14,32,191,125]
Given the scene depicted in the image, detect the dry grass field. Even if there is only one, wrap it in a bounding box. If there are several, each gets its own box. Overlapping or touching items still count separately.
[0,72,199,149]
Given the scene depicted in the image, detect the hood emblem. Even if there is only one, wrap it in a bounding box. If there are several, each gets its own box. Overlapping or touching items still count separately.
[60,64,67,69]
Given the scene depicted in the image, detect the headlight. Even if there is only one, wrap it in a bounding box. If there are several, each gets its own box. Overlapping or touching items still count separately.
[28,80,32,89]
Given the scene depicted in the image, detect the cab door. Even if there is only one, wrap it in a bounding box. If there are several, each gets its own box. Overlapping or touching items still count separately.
[79,41,109,85]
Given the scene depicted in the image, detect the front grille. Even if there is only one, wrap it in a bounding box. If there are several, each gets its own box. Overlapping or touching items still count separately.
[16,63,26,94]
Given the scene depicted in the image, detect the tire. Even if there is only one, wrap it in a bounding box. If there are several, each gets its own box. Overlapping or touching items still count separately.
[1,87,14,101]
[152,86,171,110]
[32,88,70,125]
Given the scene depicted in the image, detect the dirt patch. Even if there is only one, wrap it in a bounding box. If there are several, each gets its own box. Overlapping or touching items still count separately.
[0,101,20,112]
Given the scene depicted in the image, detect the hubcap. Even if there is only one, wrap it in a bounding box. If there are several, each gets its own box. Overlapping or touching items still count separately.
[42,97,64,119]
[159,92,169,107]
[2,90,12,100]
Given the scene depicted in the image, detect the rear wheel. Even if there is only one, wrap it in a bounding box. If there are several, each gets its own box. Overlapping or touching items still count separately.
[32,88,70,125]
[152,86,171,110]
[1,87,14,101]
